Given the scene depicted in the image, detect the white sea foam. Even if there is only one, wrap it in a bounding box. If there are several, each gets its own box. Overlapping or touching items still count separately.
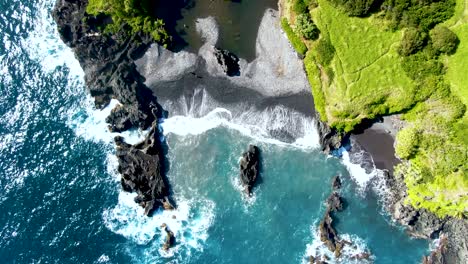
[161,107,320,150]
[68,98,150,144]
[102,191,215,262]
[341,150,378,192]
[303,225,374,264]
[21,0,84,77]
[230,169,258,209]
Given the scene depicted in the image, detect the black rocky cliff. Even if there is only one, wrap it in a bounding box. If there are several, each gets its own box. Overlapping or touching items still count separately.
[52,0,172,212]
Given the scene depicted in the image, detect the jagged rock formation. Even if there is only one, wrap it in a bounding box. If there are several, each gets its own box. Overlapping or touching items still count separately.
[213,47,240,76]
[53,0,171,213]
[315,118,347,154]
[239,145,260,196]
[115,117,173,216]
[384,170,468,264]
[52,0,164,131]
[161,223,176,250]
[310,176,371,262]
[319,176,345,257]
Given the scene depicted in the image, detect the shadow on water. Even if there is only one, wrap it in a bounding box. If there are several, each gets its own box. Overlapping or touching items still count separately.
[154,0,278,60]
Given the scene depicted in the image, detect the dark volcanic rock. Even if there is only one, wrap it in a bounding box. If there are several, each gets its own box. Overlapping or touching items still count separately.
[318,176,344,256]
[385,169,468,264]
[327,192,343,212]
[161,224,176,250]
[239,145,260,196]
[213,47,240,77]
[422,235,449,264]
[53,0,171,214]
[115,120,172,216]
[319,209,342,254]
[52,0,163,131]
[331,175,342,190]
[315,118,347,154]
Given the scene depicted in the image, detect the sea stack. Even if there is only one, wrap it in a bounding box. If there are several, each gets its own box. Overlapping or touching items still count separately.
[115,118,173,216]
[239,145,260,196]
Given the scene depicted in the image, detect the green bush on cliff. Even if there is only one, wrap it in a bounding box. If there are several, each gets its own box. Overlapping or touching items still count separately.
[329,0,377,17]
[86,0,170,43]
[295,14,320,40]
[293,0,309,15]
[314,37,335,66]
[398,28,428,56]
[281,18,308,55]
[430,26,459,55]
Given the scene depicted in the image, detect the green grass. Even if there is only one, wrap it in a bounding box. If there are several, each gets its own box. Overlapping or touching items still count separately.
[282,0,468,217]
[308,0,416,131]
[445,1,468,120]
[281,18,308,56]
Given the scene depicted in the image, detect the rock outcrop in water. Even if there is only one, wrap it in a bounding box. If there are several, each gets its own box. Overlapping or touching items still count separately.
[161,223,176,250]
[115,116,173,216]
[53,0,171,213]
[239,145,260,196]
[213,47,240,76]
[310,176,371,262]
[319,176,344,257]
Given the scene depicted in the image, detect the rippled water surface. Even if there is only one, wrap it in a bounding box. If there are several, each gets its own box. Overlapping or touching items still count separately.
[0,0,430,263]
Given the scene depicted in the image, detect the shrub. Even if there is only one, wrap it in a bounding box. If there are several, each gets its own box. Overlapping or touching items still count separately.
[305,0,319,9]
[382,0,456,30]
[396,126,420,159]
[315,37,335,66]
[293,0,309,15]
[401,51,444,81]
[399,28,427,56]
[295,14,319,40]
[86,0,170,43]
[329,0,377,17]
[281,18,308,55]
[430,26,459,55]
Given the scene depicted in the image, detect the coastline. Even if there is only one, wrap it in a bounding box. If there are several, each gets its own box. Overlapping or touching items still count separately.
[277,0,467,263]
[51,0,466,262]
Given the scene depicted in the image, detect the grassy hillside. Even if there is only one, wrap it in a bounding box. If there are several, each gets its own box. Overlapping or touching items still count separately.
[282,0,467,218]
[445,1,468,120]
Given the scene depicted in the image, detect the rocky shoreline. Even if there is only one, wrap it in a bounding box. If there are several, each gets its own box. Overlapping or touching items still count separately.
[53,0,171,216]
[52,0,466,262]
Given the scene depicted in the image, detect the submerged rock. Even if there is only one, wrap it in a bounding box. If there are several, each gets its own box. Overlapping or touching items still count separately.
[213,47,240,76]
[239,145,260,196]
[115,119,171,216]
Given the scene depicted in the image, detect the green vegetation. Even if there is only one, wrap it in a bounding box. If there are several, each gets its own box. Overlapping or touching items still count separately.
[281,18,308,55]
[398,28,427,56]
[86,0,170,43]
[296,14,320,40]
[430,26,459,55]
[328,0,376,17]
[281,0,467,218]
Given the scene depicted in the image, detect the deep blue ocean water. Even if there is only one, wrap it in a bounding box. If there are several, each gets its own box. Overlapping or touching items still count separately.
[0,0,432,263]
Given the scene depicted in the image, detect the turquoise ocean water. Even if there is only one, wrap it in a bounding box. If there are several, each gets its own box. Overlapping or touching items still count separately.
[0,0,432,263]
